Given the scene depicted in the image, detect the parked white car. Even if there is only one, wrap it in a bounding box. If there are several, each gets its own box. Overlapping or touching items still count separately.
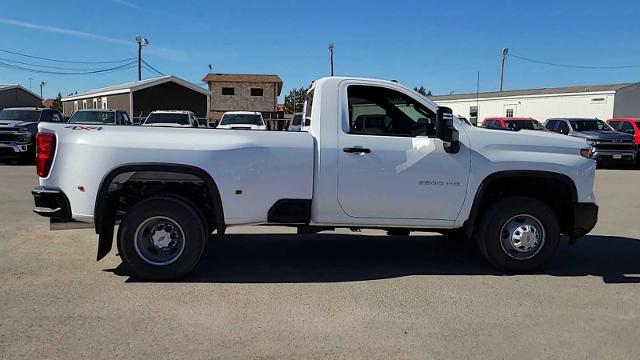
[33,76,598,280]
[142,110,199,128]
[287,112,303,131]
[217,111,266,130]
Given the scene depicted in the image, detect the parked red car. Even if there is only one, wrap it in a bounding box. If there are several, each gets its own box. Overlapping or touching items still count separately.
[481,117,546,131]
[607,118,640,160]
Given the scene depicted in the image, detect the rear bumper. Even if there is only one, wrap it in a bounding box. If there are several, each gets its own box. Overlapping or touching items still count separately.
[32,186,72,219]
[569,202,598,239]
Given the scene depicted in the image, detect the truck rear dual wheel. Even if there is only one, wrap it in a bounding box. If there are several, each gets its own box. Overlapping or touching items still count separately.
[477,196,560,273]
[117,196,207,281]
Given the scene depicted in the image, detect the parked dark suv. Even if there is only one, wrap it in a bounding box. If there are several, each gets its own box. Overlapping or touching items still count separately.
[545,118,636,162]
[0,107,64,163]
[67,109,132,125]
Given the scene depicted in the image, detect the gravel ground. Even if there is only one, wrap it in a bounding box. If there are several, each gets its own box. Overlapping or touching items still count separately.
[1,164,639,359]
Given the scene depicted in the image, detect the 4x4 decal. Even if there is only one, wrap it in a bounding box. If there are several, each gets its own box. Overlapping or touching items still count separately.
[65,125,103,131]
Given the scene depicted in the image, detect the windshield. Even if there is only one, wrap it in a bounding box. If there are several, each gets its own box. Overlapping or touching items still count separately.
[292,114,302,125]
[504,119,544,130]
[220,114,263,125]
[569,119,611,131]
[0,109,41,122]
[69,111,115,124]
[145,113,189,125]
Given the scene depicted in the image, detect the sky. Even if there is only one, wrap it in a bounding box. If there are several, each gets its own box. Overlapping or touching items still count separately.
[1,0,640,100]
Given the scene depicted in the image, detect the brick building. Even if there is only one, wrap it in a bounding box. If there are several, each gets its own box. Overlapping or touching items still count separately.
[202,73,283,126]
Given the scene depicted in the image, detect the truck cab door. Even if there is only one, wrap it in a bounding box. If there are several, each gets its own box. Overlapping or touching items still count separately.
[336,83,470,222]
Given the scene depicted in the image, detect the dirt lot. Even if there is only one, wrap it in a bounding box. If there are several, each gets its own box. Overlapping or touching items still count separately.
[1,164,639,359]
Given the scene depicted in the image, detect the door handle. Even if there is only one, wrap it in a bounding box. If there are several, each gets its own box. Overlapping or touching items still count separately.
[343,147,371,154]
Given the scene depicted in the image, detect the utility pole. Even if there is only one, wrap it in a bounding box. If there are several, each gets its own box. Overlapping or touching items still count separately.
[135,35,149,81]
[328,42,334,76]
[499,48,509,92]
[28,78,33,92]
[39,81,46,98]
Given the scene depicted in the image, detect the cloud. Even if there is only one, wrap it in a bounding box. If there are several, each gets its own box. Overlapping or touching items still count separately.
[110,0,143,10]
[0,17,187,61]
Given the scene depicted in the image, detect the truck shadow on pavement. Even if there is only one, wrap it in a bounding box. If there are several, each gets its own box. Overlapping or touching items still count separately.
[109,233,640,284]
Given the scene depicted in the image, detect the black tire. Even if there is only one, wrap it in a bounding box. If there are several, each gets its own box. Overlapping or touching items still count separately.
[477,196,560,273]
[117,196,207,281]
[386,229,410,236]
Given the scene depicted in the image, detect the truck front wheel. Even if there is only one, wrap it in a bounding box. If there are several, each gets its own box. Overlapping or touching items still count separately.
[477,196,560,273]
[117,196,207,281]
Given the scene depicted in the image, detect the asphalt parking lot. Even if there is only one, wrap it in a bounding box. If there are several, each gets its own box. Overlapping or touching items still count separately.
[1,164,639,359]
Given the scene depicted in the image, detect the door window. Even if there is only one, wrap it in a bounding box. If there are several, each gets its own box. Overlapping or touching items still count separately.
[608,121,621,130]
[620,121,635,134]
[347,85,435,137]
[557,121,570,134]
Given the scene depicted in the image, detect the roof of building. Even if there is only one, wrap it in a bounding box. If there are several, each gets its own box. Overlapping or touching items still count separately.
[0,84,43,100]
[429,83,639,101]
[202,73,283,95]
[61,75,209,102]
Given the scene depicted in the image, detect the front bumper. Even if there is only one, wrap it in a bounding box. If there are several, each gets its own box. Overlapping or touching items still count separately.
[591,148,636,162]
[0,142,31,157]
[568,202,598,239]
[32,187,72,219]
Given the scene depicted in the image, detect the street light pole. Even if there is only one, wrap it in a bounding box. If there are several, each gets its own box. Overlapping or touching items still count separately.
[328,42,334,76]
[39,81,46,99]
[499,48,509,92]
[135,35,149,81]
[29,78,33,92]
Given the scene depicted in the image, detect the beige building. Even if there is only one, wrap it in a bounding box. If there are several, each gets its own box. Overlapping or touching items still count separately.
[202,73,283,126]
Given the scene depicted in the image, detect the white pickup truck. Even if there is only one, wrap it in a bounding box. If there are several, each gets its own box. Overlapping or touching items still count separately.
[32,77,598,280]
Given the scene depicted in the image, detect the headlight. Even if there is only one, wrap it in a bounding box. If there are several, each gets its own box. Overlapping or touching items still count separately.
[580,148,593,159]
[19,131,31,142]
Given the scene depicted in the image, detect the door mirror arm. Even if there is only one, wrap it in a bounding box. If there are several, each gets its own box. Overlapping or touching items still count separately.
[436,107,460,154]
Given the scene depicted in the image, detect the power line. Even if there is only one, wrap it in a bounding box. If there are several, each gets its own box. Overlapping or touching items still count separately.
[0,48,135,64]
[508,53,640,69]
[142,59,164,76]
[0,60,137,75]
[0,56,117,71]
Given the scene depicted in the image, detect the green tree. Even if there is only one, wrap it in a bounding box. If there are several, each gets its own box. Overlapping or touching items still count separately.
[52,92,63,112]
[413,86,431,96]
[284,87,307,113]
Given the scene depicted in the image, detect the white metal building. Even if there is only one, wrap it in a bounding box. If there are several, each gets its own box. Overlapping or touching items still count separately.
[429,83,640,124]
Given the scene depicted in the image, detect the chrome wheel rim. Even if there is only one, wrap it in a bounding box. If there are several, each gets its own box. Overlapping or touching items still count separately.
[134,216,185,266]
[499,214,545,260]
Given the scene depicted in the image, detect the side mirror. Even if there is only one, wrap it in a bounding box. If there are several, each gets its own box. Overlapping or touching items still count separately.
[559,128,569,135]
[625,128,635,135]
[436,107,460,153]
[304,118,311,127]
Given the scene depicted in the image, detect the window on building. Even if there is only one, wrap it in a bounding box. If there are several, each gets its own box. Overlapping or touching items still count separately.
[222,87,235,95]
[346,85,436,137]
[505,109,514,118]
[82,100,87,109]
[251,88,264,96]
[469,106,478,124]
[93,98,98,109]
[101,97,108,109]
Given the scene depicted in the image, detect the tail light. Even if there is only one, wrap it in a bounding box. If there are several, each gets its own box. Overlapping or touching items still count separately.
[36,133,56,177]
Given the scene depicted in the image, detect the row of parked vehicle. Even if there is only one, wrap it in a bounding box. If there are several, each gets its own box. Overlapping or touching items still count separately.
[478,116,639,164]
[0,106,272,162]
